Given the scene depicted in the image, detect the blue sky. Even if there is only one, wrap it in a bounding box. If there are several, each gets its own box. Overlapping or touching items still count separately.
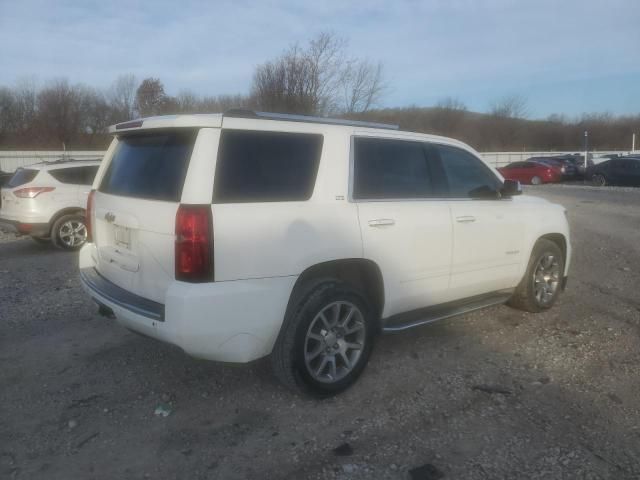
[0,0,639,118]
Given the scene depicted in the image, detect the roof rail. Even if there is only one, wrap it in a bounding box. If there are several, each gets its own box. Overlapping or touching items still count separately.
[224,109,399,130]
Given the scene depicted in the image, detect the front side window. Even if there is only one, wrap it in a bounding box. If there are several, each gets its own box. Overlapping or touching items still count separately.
[436,145,501,198]
[352,137,433,199]
[213,130,323,203]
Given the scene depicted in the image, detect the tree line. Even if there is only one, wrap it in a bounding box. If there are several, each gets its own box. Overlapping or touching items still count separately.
[0,32,637,151]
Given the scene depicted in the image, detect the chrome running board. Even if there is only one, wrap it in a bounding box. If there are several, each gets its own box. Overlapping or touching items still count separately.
[381,289,513,333]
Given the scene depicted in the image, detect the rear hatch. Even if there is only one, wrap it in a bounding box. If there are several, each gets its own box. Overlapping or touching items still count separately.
[0,168,40,215]
[93,130,197,303]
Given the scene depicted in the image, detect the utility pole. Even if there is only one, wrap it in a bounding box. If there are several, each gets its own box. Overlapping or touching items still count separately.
[633,133,636,153]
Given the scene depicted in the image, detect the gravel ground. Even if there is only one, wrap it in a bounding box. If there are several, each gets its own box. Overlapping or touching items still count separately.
[1,184,639,480]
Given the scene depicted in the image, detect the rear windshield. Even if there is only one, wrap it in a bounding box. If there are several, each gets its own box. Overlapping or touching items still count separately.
[99,131,196,201]
[8,168,39,188]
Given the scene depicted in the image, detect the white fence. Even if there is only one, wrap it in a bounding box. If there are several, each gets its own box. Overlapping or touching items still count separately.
[479,151,628,167]
[0,151,105,173]
[0,149,632,173]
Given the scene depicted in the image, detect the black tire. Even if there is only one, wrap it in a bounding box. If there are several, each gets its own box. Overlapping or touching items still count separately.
[271,280,375,397]
[51,214,87,250]
[530,175,542,185]
[508,238,564,313]
[592,174,606,187]
[30,236,50,245]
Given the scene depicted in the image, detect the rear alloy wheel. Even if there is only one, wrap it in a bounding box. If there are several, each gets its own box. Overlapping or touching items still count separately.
[303,301,367,384]
[530,175,542,185]
[52,214,87,250]
[271,281,375,396]
[592,174,606,187]
[508,238,564,313]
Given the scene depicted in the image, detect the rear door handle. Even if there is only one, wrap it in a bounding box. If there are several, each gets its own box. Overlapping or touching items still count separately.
[368,218,395,227]
[456,216,476,223]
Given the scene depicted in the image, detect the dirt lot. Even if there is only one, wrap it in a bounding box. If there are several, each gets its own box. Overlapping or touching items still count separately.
[1,184,639,480]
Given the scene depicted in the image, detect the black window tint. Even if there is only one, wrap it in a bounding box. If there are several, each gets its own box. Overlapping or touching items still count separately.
[49,166,99,185]
[8,168,38,187]
[99,131,196,202]
[353,137,432,199]
[437,145,501,198]
[213,130,323,203]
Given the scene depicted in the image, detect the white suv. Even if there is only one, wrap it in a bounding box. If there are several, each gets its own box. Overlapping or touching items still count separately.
[79,111,571,395]
[0,160,100,249]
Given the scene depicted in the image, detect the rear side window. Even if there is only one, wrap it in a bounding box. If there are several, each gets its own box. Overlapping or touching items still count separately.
[8,168,38,187]
[49,166,99,185]
[100,131,196,202]
[436,145,501,198]
[213,130,323,203]
[352,137,433,199]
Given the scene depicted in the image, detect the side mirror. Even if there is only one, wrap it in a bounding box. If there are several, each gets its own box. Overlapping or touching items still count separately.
[501,179,522,197]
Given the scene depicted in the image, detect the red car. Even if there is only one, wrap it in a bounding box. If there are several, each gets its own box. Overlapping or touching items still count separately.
[497,161,563,185]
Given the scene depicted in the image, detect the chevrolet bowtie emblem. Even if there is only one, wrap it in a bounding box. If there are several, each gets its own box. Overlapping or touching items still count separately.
[105,212,116,223]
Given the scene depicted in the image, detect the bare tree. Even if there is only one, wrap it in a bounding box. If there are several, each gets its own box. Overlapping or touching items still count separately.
[252,32,379,115]
[436,97,467,111]
[135,78,166,117]
[0,87,15,137]
[108,74,136,121]
[489,94,529,119]
[341,60,385,113]
[13,77,38,133]
[431,97,468,136]
[37,79,86,147]
[198,93,254,113]
[176,90,198,113]
[81,86,111,138]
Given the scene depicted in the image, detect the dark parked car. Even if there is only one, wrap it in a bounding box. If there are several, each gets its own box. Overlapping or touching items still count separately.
[498,161,563,185]
[587,157,640,187]
[557,154,593,178]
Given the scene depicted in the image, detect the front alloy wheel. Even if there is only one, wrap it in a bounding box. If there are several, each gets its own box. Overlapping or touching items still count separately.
[508,238,564,313]
[532,253,561,307]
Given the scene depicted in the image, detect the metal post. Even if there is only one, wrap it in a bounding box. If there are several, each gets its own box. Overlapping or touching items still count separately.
[583,131,588,179]
[633,133,636,153]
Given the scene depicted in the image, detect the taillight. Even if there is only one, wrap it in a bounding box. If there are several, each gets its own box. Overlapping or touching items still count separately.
[175,205,213,283]
[86,190,96,242]
[14,187,55,198]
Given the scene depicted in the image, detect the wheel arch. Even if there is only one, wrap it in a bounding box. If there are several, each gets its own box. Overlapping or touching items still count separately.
[285,258,385,330]
[48,207,86,236]
[539,233,567,264]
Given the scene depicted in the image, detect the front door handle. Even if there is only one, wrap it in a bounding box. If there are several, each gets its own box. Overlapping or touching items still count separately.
[456,215,476,223]
[368,218,395,227]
